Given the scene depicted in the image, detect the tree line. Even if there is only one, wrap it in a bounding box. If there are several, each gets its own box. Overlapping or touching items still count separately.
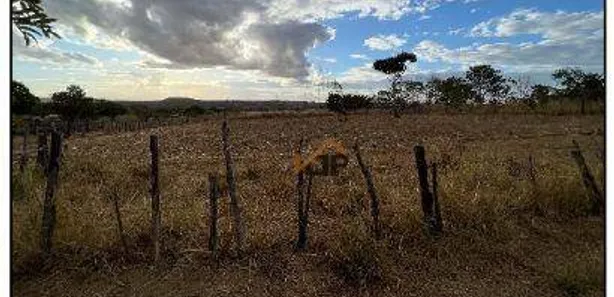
[10,82,224,134]
[327,52,605,115]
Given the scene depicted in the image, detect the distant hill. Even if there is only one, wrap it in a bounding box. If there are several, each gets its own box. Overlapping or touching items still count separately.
[115,97,325,111]
[159,97,201,107]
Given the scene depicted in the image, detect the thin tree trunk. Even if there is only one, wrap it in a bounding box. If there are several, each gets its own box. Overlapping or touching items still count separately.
[222,117,246,252]
[111,191,128,253]
[353,143,381,239]
[41,131,62,255]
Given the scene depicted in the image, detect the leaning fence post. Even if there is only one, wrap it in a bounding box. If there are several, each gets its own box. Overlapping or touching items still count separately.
[150,135,161,264]
[353,142,381,239]
[413,145,440,235]
[208,174,220,256]
[41,131,62,255]
[222,116,246,253]
[571,140,604,215]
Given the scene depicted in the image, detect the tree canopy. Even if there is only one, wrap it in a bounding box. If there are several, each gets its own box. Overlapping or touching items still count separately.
[553,68,604,101]
[11,80,40,115]
[465,65,510,104]
[51,85,93,127]
[373,52,418,117]
[373,52,417,75]
[427,77,474,108]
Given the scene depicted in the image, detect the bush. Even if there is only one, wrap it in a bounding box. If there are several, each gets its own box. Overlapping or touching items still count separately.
[326,93,373,114]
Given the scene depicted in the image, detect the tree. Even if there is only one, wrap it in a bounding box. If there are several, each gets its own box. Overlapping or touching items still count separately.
[465,64,510,104]
[130,105,154,121]
[508,75,532,101]
[552,68,585,98]
[325,79,346,114]
[427,76,474,109]
[581,73,605,102]
[325,79,372,114]
[327,79,343,95]
[51,85,93,133]
[183,104,206,117]
[11,80,40,115]
[12,0,60,46]
[326,93,346,114]
[93,99,127,119]
[399,80,426,102]
[373,52,418,117]
[344,94,372,110]
[530,84,552,106]
[553,68,605,114]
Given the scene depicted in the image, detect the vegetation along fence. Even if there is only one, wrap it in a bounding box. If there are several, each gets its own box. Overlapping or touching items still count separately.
[14,114,604,265]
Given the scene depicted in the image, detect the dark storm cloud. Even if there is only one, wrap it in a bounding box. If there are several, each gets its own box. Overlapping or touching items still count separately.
[44,0,333,79]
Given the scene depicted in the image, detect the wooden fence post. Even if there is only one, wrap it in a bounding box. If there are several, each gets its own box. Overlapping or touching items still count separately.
[295,139,308,250]
[431,162,443,233]
[208,174,220,255]
[303,172,313,242]
[353,143,381,239]
[571,141,603,215]
[150,135,161,264]
[41,131,62,255]
[222,117,246,252]
[413,145,441,235]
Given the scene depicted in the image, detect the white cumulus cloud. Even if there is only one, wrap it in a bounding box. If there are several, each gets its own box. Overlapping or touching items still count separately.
[469,8,603,41]
[364,34,407,51]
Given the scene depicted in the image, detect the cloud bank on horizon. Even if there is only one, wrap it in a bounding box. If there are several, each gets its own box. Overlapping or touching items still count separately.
[12,0,604,101]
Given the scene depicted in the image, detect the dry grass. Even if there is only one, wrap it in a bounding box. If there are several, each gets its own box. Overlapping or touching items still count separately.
[12,111,604,296]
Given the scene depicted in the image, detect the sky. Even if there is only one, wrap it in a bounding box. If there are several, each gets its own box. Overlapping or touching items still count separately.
[11,0,605,101]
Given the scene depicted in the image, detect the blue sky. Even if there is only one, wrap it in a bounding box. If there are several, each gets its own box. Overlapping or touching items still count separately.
[12,0,605,101]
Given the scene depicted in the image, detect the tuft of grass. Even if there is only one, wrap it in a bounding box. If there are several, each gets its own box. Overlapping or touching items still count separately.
[329,219,387,288]
[11,164,45,201]
[553,259,603,297]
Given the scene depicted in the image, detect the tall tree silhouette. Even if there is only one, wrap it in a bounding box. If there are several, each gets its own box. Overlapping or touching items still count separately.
[373,52,417,117]
[51,85,93,134]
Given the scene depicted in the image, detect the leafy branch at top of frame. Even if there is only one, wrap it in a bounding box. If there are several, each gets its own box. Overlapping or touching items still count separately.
[12,0,61,46]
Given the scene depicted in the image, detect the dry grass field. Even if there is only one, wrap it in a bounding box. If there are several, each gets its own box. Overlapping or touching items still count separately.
[12,111,604,297]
